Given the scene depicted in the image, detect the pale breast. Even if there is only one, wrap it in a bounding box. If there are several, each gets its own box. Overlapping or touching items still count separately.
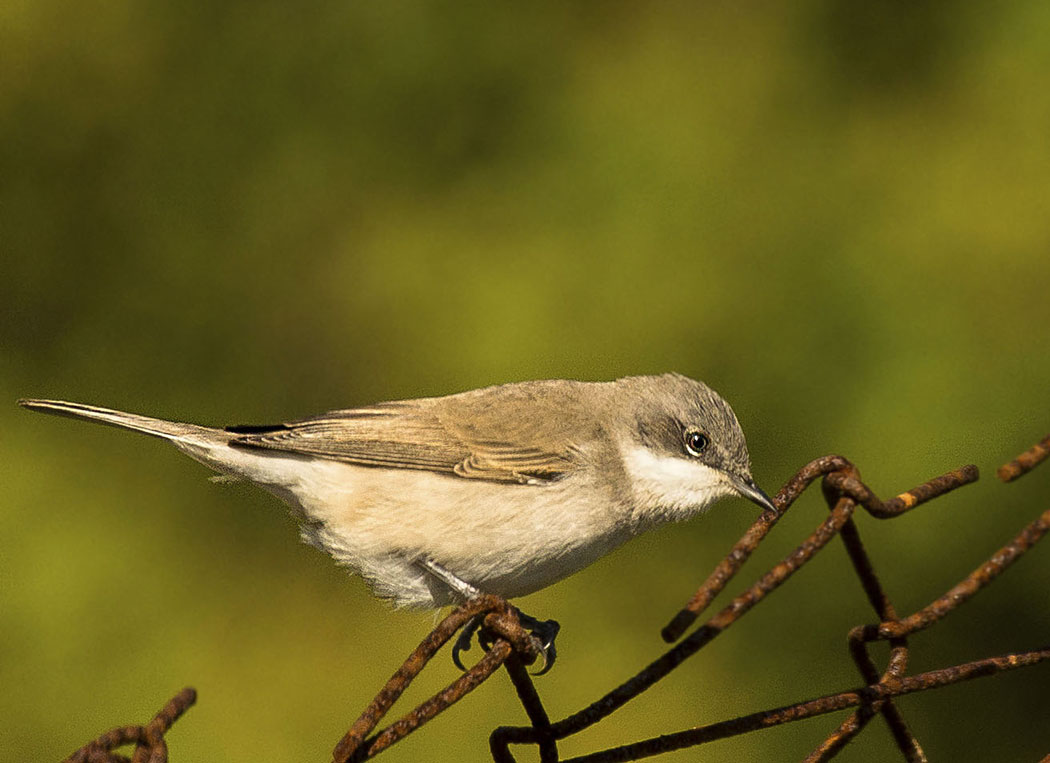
[175,438,638,607]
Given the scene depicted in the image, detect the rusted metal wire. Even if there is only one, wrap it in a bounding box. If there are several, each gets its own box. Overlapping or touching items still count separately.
[801,435,1050,760]
[822,517,923,762]
[997,433,1050,482]
[554,647,1050,763]
[660,460,978,642]
[492,656,558,763]
[62,688,196,763]
[853,503,1050,644]
[332,594,542,762]
[660,454,852,642]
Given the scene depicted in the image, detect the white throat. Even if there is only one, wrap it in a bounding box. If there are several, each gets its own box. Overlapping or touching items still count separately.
[620,445,735,524]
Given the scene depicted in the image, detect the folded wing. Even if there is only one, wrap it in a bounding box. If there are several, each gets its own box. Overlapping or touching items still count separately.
[227,397,582,485]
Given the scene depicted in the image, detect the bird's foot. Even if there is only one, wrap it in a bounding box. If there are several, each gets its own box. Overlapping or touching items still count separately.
[451,614,483,671]
[516,609,560,675]
[451,607,560,675]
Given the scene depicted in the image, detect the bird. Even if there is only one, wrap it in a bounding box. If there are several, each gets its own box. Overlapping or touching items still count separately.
[20,373,774,668]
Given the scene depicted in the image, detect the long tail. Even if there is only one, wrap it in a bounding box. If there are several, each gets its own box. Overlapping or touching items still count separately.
[18,399,224,443]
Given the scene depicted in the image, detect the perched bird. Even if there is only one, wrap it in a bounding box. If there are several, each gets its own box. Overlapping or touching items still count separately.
[20,374,774,666]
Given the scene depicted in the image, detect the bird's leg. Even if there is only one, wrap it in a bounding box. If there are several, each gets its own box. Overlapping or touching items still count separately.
[416,559,560,673]
[417,558,483,599]
[416,559,485,670]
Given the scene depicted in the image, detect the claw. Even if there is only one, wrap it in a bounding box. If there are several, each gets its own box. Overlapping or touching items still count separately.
[531,638,557,675]
[516,611,560,675]
[451,614,483,671]
[450,607,561,674]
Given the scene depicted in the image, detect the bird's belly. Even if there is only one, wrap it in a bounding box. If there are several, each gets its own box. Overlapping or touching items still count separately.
[263,460,631,607]
[462,529,631,600]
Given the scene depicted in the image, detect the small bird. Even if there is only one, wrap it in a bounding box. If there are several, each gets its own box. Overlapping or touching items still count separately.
[20,374,773,664]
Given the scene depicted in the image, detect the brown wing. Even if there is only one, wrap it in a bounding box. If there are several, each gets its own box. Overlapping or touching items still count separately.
[227,389,588,484]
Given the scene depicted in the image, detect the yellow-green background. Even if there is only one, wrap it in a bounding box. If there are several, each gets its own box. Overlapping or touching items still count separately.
[3,3,1049,761]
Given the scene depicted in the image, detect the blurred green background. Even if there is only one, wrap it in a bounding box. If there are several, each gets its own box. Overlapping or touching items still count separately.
[3,2,1049,761]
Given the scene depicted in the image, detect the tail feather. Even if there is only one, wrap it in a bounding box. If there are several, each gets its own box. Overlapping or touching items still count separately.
[18,399,223,443]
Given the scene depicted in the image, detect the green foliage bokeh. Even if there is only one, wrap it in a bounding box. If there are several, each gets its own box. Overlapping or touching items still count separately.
[3,3,1049,761]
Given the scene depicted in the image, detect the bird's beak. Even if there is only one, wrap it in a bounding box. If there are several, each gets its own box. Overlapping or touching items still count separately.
[735,478,779,515]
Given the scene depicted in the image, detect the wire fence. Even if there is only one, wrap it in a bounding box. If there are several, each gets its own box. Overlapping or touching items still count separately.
[61,688,196,763]
[60,434,1050,763]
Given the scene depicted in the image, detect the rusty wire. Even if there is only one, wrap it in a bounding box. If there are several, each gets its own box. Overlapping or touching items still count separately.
[997,434,1050,482]
[552,647,1050,763]
[62,688,196,763]
[56,434,1050,761]
[332,595,543,762]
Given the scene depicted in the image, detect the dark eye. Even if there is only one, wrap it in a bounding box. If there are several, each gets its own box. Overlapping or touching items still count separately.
[684,428,709,457]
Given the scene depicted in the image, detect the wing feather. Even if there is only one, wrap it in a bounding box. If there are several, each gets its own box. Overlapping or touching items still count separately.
[227,394,586,484]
